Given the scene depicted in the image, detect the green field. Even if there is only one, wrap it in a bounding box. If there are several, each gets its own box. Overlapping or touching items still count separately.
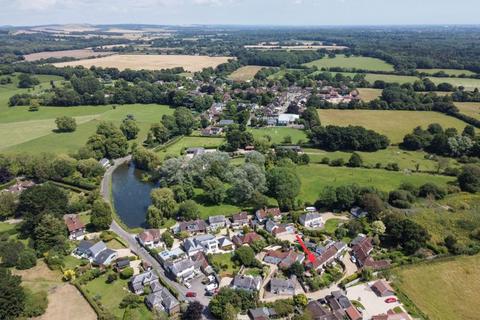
[3,104,173,154]
[156,136,225,159]
[357,88,382,102]
[318,72,420,85]
[318,109,470,143]
[304,55,394,72]
[428,77,480,91]
[248,127,308,144]
[296,164,454,203]
[395,254,480,320]
[304,146,450,172]
[417,68,476,76]
[454,102,480,120]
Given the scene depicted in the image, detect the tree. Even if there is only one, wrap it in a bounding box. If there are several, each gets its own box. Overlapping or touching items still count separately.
[150,123,170,144]
[288,261,305,278]
[458,164,480,193]
[174,107,195,135]
[17,74,39,88]
[0,268,25,320]
[178,200,199,220]
[371,221,386,235]
[223,303,237,320]
[267,166,301,210]
[203,176,226,204]
[120,119,139,140]
[33,214,68,254]
[418,183,446,200]
[132,147,160,171]
[55,116,77,132]
[293,294,308,307]
[150,188,177,219]
[348,152,363,167]
[146,206,163,228]
[162,231,174,249]
[86,122,128,159]
[16,248,37,270]
[233,246,257,267]
[182,301,203,320]
[120,267,134,279]
[90,200,113,230]
[0,166,13,184]
[119,293,142,309]
[0,192,17,220]
[361,193,385,221]
[361,267,373,281]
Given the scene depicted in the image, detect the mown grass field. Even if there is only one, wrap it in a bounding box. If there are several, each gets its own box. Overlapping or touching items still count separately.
[304,146,449,172]
[394,254,480,320]
[357,88,382,101]
[248,127,308,144]
[304,55,394,72]
[296,164,454,203]
[228,65,264,81]
[428,76,480,91]
[454,102,480,120]
[156,136,225,159]
[317,109,470,143]
[417,68,476,76]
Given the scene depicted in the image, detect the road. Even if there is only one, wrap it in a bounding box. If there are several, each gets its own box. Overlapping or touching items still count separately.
[100,156,188,301]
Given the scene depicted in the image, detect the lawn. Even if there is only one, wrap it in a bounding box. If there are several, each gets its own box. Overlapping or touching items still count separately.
[417,68,476,76]
[454,102,480,120]
[304,146,449,172]
[317,109,470,143]
[296,164,454,203]
[248,127,308,145]
[394,254,480,320]
[323,218,344,234]
[156,136,225,159]
[209,252,239,277]
[228,66,264,82]
[304,55,394,72]
[428,77,480,91]
[357,88,382,102]
[4,104,173,154]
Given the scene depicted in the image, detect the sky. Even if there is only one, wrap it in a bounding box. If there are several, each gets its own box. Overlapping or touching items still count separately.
[1,0,479,26]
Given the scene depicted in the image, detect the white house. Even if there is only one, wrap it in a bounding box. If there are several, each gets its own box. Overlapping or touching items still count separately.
[183,234,220,256]
[74,240,118,266]
[277,113,300,126]
[165,258,196,282]
[299,212,324,228]
[208,215,228,230]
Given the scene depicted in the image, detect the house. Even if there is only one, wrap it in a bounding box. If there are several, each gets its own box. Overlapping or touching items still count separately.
[270,276,296,295]
[231,212,249,228]
[305,301,343,320]
[129,271,159,294]
[99,158,111,168]
[232,275,262,291]
[3,180,35,194]
[74,240,118,266]
[158,247,187,265]
[371,280,395,297]
[137,229,162,248]
[114,257,131,272]
[64,215,86,240]
[165,257,196,282]
[352,237,390,270]
[299,212,324,228]
[208,215,228,230]
[350,207,368,219]
[185,147,205,158]
[309,241,347,271]
[232,232,263,247]
[326,290,352,315]
[201,126,223,136]
[179,219,207,234]
[183,234,219,256]
[145,286,180,315]
[345,306,362,320]
[277,113,300,125]
[263,249,304,269]
[218,119,234,127]
[255,207,282,223]
[248,307,277,320]
[191,251,214,275]
[218,237,234,251]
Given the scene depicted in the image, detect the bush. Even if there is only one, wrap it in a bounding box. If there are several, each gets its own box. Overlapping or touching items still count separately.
[120,267,134,279]
[330,158,345,167]
[418,183,446,199]
[22,289,48,318]
[16,248,37,270]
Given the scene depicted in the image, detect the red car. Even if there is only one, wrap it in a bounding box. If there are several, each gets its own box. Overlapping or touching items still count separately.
[186,292,197,298]
[385,297,397,303]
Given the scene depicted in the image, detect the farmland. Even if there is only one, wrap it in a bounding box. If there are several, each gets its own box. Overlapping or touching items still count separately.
[228,65,264,81]
[317,109,470,143]
[296,164,454,203]
[454,102,480,120]
[428,76,480,90]
[248,127,308,144]
[23,49,114,61]
[417,68,476,76]
[304,54,395,72]
[394,254,480,320]
[53,54,233,72]
[357,88,382,101]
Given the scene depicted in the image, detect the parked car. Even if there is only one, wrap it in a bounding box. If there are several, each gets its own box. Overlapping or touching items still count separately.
[350,255,357,263]
[385,297,397,303]
[184,282,192,289]
[207,275,216,283]
[186,292,197,298]
[206,283,218,291]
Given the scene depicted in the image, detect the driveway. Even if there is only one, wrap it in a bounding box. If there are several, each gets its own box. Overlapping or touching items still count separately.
[340,252,359,281]
[346,282,401,319]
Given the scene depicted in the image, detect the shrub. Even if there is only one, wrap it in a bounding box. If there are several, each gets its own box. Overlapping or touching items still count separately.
[418,183,446,199]
[120,267,134,279]
[22,289,48,318]
[16,248,37,270]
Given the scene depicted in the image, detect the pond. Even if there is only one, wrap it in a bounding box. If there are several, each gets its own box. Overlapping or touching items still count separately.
[111,162,157,228]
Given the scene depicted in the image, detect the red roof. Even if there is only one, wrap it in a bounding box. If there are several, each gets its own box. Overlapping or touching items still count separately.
[256,207,281,220]
[310,245,338,270]
[345,306,362,320]
[233,232,263,246]
[63,215,85,232]
[138,229,161,243]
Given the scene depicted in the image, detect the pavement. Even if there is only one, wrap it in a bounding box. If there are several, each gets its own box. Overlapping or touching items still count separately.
[345,282,402,319]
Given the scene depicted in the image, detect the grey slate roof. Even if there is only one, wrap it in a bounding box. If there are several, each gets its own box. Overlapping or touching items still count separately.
[88,241,107,257]
[167,258,194,276]
[94,248,116,265]
[270,277,295,292]
[233,275,262,291]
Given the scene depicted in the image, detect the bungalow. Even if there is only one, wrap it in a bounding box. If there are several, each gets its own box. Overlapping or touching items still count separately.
[201,126,223,136]
[232,232,263,247]
[137,229,162,248]
[145,286,180,316]
[179,219,207,235]
[183,234,219,256]
[371,280,395,297]
[255,207,282,223]
[231,212,249,228]
[263,249,305,269]
[248,307,277,320]
[299,212,324,228]
[165,257,196,282]
[129,270,159,295]
[266,220,296,238]
[232,275,262,292]
[64,215,86,240]
[270,276,296,295]
[277,113,300,126]
[208,215,228,230]
[305,301,343,320]
[74,240,118,266]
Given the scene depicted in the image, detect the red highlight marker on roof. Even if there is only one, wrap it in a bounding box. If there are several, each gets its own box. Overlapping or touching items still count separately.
[296,234,316,263]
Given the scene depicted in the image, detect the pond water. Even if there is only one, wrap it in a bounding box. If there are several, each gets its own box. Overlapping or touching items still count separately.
[111,162,158,228]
